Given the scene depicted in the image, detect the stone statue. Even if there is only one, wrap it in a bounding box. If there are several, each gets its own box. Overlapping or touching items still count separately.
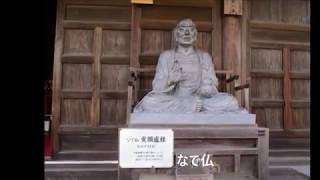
[133,18,247,114]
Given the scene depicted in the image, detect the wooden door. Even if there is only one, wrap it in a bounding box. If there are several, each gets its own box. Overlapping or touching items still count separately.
[246,0,310,149]
[51,0,223,160]
[52,0,132,159]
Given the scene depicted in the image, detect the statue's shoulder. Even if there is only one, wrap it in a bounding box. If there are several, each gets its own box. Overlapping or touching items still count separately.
[196,49,212,59]
[158,49,175,63]
[159,49,174,57]
[196,49,213,64]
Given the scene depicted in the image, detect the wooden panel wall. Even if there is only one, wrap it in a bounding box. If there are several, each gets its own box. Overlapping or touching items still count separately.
[251,0,310,25]
[290,50,310,129]
[247,0,310,144]
[51,0,310,159]
[52,0,132,159]
[52,0,222,159]
[250,48,284,129]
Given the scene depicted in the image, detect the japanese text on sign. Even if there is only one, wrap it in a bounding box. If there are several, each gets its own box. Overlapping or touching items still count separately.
[119,129,174,168]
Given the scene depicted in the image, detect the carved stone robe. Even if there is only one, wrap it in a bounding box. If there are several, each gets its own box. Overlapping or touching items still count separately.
[133,48,247,114]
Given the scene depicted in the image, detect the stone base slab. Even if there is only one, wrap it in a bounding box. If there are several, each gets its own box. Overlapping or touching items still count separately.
[130,113,256,125]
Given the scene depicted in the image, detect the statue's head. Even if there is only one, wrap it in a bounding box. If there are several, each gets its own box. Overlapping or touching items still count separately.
[174,18,198,46]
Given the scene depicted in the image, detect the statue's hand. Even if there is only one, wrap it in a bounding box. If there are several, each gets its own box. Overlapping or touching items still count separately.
[168,67,185,84]
[195,98,202,112]
[199,79,218,97]
[200,85,217,97]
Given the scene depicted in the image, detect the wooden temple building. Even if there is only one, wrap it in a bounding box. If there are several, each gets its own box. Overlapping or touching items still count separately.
[44,0,310,179]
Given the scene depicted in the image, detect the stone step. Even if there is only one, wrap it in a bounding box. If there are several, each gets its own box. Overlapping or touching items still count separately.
[269,166,310,180]
[269,156,310,166]
[45,152,310,180]
[269,149,310,157]
[45,161,118,180]
[55,150,118,161]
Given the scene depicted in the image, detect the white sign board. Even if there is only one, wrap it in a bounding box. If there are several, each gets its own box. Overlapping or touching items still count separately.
[119,128,174,168]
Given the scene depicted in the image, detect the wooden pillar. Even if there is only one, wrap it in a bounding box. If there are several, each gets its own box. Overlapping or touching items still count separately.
[91,27,102,127]
[130,4,141,107]
[223,0,243,104]
[283,48,292,130]
[51,0,64,156]
[223,16,240,72]
[258,128,269,180]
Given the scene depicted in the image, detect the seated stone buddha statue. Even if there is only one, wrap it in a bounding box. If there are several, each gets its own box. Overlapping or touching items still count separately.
[133,18,247,114]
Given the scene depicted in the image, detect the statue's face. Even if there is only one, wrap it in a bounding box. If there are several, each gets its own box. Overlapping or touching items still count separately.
[175,20,197,46]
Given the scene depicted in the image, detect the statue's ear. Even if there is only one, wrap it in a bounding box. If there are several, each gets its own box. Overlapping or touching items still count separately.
[173,27,178,42]
[171,28,178,49]
[193,28,198,41]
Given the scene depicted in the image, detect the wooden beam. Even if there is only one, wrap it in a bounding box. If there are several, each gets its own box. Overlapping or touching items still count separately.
[250,70,284,78]
[61,90,92,99]
[290,72,310,80]
[207,148,258,155]
[291,100,310,108]
[126,85,133,124]
[63,20,131,30]
[130,5,141,68]
[283,48,292,130]
[51,0,64,156]
[244,87,250,110]
[91,27,103,128]
[234,153,241,172]
[129,67,155,73]
[153,0,214,7]
[130,5,142,108]
[223,14,242,103]
[64,4,131,22]
[240,0,249,108]
[100,56,130,64]
[251,28,309,44]
[140,19,212,31]
[250,20,310,32]
[251,98,284,108]
[64,0,131,6]
[257,128,269,180]
[61,54,94,64]
[223,16,240,71]
[251,40,310,49]
[246,0,252,112]
[59,126,119,134]
[270,129,310,138]
[55,150,119,161]
[100,90,128,99]
[139,55,158,65]
[212,0,222,70]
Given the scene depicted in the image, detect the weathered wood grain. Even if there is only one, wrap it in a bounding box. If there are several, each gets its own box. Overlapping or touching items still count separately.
[251,0,310,25]
[61,99,91,126]
[63,29,94,55]
[101,65,129,90]
[65,5,131,22]
[102,30,131,56]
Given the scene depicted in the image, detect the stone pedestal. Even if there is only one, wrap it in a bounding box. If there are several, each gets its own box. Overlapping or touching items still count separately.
[130,113,256,125]
[118,113,269,180]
